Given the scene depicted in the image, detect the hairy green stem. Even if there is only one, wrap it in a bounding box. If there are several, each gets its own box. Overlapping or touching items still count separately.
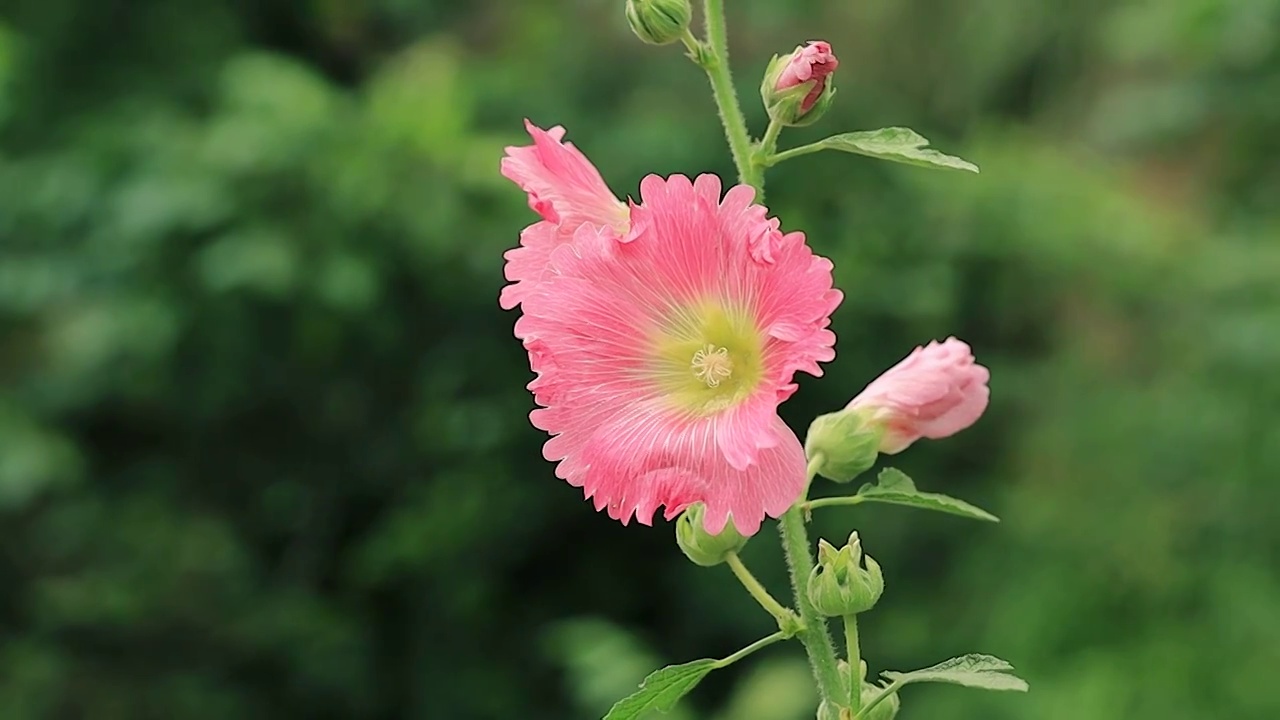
[803,495,867,512]
[725,552,794,627]
[778,453,848,709]
[748,118,784,202]
[763,140,827,167]
[713,630,788,669]
[699,0,755,186]
[843,614,863,712]
[756,118,784,163]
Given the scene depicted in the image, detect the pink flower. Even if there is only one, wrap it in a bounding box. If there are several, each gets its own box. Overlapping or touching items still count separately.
[774,41,839,113]
[846,337,990,454]
[515,174,842,535]
[499,121,630,309]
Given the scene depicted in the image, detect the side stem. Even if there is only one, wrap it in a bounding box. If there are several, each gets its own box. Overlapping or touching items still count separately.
[725,552,794,628]
[778,454,848,709]
[763,140,827,167]
[714,630,788,669]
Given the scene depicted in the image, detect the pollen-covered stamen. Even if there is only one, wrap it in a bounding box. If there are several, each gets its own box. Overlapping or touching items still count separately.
[691,344,734,387]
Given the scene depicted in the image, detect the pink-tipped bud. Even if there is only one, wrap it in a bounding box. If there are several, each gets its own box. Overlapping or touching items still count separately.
[775,41,838,112]
[846,337,990,454]
[761,41,839,126]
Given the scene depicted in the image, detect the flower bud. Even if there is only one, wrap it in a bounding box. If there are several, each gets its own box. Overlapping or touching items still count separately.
[859,681,902,720]
[676,503,748,567]
[816,686,899,720]
[625,0,692,46]
[845,337,990,455]
[816,662,901,720]
[761,41,838,126]
[805,406,883,483]
[807,532,884,616]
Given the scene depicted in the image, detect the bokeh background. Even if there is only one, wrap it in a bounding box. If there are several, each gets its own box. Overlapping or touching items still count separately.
[2,0,1278,718]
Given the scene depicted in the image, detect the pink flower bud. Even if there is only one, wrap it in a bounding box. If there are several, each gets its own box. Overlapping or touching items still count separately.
[774,41,839,113]
[846,337,990,454]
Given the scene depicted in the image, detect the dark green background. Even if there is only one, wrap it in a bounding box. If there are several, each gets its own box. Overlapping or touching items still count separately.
[1,0,1277,718]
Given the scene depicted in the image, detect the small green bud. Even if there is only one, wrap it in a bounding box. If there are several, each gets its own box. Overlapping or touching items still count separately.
[805,406,883,483]
[625,0,692,46]
[819,666,901,717]
[676,504,748,567]
[807,531,884,616]
[815,699,841,720]
[860,681,902,720]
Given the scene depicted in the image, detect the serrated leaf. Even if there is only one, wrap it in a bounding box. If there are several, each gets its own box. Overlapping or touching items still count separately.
[882,653,1029,692]
[816,127,979,173]
[603,659,717,720]
[856,468,999,522]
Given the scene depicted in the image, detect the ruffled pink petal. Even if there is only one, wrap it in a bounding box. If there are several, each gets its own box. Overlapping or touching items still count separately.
[499,221,558,310]
[499,121,630,309]
[500,120,627,232]
[573,407,805,536]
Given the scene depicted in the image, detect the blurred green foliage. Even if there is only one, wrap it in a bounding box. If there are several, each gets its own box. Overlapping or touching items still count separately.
[0,0,1277,718]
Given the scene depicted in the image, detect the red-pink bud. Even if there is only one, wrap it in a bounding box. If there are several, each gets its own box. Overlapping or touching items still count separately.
[774,41,839,113]
[846,337,990,454]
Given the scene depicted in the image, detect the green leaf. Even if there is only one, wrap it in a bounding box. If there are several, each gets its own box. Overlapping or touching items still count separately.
[815,127,979,173]
[857,468,999,522]
[603,659,717,720]
[882,653,1029,692]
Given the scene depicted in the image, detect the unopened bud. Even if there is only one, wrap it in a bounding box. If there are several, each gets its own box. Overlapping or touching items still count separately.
[807,532,884,616]
[843,337,990,455]
[761,41,838,126]
[676,503,748,566]
[625,0,692,46]
[816,664,901,720]
[859,681,902,720]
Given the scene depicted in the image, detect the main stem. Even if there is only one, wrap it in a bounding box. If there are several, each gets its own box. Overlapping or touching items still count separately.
[701,0,755,186]
[778,456,847,709]
[696,8,844,710]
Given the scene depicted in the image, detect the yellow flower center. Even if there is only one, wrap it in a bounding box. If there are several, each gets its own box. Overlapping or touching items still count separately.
[691,344,734,387]
[647,300,765,416]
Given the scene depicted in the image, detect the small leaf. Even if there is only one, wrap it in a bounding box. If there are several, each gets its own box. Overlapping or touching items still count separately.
[816,127,979,173]
[857,468,999,522]
[603,659,717,720]
[882,653,1029,692]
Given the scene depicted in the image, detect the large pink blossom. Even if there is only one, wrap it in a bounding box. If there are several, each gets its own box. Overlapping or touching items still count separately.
[846,337,989,454]
[514,174,842,536]
[499,121,629,309]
